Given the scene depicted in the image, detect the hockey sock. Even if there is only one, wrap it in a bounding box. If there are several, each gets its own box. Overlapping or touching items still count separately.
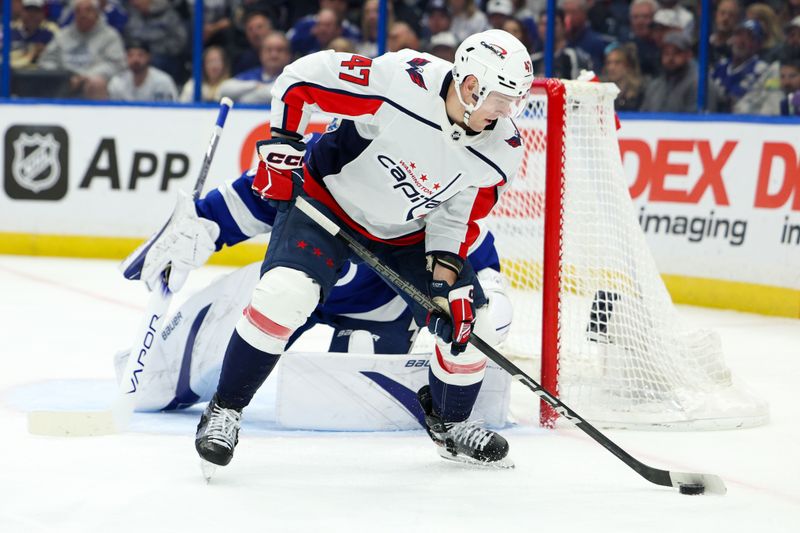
[215,330,280,410]
[428,368,483,423]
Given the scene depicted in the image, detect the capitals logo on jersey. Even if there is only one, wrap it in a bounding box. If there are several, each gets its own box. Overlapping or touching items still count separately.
[405,58,430,89]
[376,153,465,220]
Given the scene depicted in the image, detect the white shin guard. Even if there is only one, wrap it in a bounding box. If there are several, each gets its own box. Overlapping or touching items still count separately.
[235,267,321,354]
[429,306,499,387]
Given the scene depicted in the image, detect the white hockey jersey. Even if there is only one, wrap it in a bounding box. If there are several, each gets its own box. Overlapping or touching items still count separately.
[270,49,525,259]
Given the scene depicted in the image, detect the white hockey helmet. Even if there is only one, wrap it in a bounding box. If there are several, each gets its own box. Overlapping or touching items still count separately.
[452,29,534,125]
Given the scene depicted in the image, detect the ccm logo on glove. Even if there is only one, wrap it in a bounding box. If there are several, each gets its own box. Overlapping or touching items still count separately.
[252,138,306,210]
[265,153,303,167]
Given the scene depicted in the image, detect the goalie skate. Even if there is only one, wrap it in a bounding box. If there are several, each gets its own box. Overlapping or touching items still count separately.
[418,386,514,469]
[195,394,242,467]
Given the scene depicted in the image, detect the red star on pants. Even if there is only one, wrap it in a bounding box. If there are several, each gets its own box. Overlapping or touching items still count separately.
[296,240,308,249]
[313,248,323,256]
[420,174,427,181]
[410,161,416,169]
[433,183,440,190]
[326,258,334,268]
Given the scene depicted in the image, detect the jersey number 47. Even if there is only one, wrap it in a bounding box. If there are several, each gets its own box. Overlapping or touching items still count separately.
[339,55,372,87]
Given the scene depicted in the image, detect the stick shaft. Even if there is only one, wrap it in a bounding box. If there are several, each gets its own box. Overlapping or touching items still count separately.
[294,197,723,492]
[192,97,233,199]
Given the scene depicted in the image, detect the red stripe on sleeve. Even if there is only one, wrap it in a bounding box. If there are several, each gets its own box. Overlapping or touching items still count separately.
[458,186,499,258]
[281,84,383,131]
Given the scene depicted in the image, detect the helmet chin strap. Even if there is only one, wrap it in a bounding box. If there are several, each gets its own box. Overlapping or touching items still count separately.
[455,82,478,130]
[463,109,474,129]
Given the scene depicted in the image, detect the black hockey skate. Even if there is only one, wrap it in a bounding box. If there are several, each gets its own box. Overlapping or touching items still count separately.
[195,394,242,469]
[417,386,513,469]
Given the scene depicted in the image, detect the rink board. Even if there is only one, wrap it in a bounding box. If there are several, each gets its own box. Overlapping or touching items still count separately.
[0,102,798,316]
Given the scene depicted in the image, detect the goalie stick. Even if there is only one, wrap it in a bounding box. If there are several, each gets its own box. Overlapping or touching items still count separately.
[294,196,727,495]
[27,98,234,437]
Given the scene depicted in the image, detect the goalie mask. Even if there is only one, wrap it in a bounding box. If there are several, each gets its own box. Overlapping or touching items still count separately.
[452,29,534,128]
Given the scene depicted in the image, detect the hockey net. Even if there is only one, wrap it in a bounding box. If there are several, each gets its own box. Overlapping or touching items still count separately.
[484,79,768,430]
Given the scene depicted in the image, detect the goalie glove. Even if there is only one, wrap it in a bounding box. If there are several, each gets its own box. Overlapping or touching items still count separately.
[121,190,220,292]
[252,138,306,212]
[426,279,475,356]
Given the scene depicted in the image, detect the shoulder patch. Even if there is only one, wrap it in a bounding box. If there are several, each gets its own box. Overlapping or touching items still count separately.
[505,131,522,148]
[405,58,430,90]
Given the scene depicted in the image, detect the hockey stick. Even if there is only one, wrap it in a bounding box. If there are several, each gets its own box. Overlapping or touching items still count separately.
[27,98,234,437]
[294,196,726,495]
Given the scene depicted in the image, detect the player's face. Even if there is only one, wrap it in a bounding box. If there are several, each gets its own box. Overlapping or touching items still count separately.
[471,91,526,129]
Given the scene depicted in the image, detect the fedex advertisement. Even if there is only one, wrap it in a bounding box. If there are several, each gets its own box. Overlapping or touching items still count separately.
[618,117,799,303]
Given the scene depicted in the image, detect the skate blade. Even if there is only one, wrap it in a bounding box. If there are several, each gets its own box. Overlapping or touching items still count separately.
[437,447,515,469]
[200,460,218,483]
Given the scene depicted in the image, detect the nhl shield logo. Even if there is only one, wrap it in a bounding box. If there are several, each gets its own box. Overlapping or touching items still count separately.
[12,133,61,193]
[4,125,69,200]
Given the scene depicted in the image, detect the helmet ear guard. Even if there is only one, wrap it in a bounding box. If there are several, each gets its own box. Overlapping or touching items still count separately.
[453,72,483,126]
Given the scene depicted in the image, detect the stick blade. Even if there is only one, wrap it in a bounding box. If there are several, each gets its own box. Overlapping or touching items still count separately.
[27,410,117,437]
[669,471,727,495]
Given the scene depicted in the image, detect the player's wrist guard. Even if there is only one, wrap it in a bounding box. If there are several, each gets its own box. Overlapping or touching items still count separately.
[269,127,304,141]
[426,252,464,277]
[252,138,307,212]
[426,278,475,356]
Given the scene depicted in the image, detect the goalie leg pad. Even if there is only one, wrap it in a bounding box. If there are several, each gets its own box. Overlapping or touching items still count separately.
[429,306,498,387]
[235,267,320,354]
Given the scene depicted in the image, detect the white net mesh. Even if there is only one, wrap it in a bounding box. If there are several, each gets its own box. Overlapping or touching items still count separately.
[486,80,768,430]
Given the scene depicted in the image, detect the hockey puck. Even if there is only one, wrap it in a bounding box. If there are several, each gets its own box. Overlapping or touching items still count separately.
[679,483,705,495]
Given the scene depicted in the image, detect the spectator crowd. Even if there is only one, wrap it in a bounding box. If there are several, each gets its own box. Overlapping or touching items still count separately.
[2,0,798,115]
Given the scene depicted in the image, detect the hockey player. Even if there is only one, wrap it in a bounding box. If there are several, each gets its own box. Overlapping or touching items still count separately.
[121,165,512,412]
[194,29,533,468]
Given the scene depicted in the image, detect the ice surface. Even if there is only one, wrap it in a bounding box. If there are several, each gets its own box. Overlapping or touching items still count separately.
[0,256,798,533]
